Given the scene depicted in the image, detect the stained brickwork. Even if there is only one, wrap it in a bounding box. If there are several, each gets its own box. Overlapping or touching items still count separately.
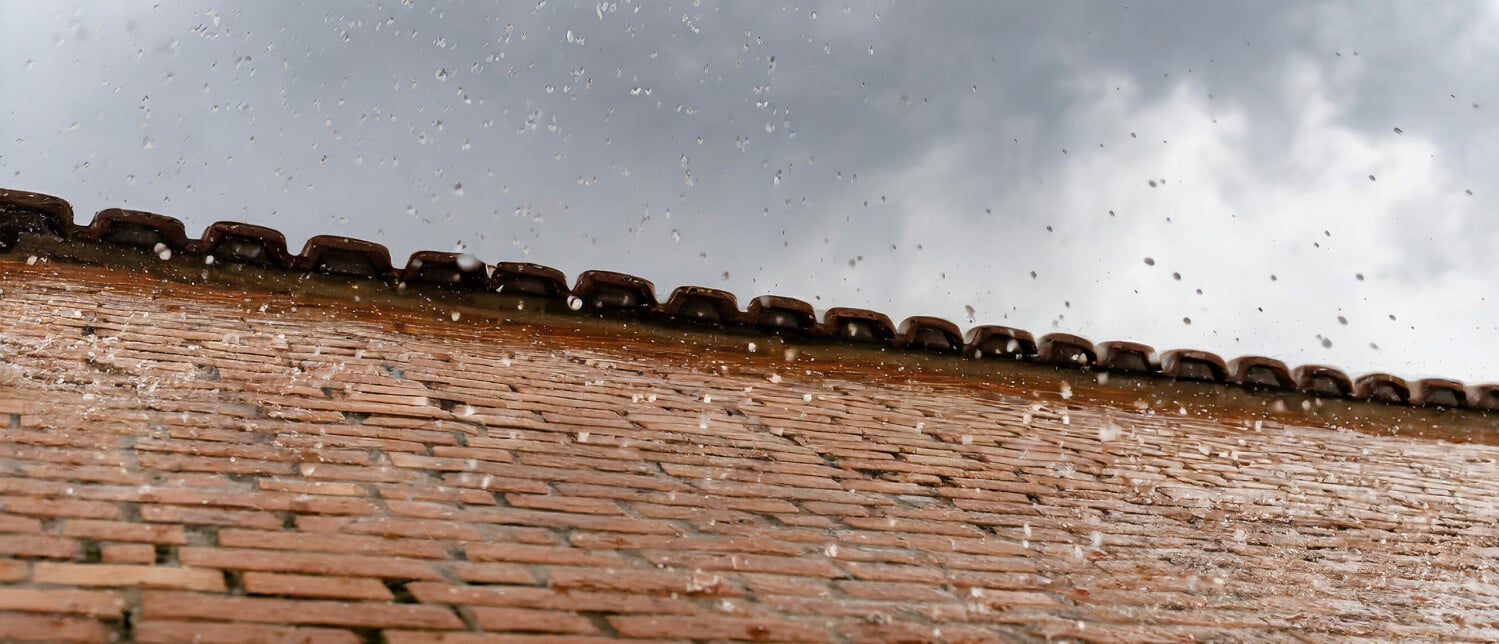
[2,260,1499,642]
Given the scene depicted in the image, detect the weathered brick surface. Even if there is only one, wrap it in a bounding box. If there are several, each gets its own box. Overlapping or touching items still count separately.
[3,260,1499,641]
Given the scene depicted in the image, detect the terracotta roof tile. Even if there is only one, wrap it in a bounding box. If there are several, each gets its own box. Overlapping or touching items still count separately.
[4,186,1499,640]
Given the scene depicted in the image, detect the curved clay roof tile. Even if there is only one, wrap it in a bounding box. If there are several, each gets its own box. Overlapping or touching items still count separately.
[1228,356,1296,390]
[1412,378,1467,409]
[1037,333,1096,367]
[81,208,193,254]
[747,295,817,335]
[1354,373,1410,404]
[898,316,964,354]
[963,325,1038,360]
[492,262,569,299]
[659,286,741,325]
[1095,341,1156,374]
[1161,349,1229,383]
[198,222,295,268]
[820,308,897,343]
[0,188,75,251]
[297,235,397,281]
[402,251,491,291]
[1293,365,1354,398]
[572,270,658,311]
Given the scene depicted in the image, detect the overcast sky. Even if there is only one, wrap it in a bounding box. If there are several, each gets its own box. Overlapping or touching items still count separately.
[3,1,1497,382]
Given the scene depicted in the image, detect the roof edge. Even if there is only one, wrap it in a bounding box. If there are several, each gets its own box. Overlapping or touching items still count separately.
[4,186,1495,414]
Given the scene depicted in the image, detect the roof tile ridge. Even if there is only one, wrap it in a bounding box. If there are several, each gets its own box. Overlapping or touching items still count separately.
[2,186,1491,412]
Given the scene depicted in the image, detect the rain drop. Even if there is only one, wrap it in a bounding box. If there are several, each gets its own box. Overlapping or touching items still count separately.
[1099,417,1122,441]
[455,254,483,272]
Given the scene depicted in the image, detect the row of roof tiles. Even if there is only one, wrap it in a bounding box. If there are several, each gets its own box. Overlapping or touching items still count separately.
[3,187,1495,411]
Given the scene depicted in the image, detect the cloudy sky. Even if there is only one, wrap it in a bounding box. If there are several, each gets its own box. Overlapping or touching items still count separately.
[3,1,1497,382]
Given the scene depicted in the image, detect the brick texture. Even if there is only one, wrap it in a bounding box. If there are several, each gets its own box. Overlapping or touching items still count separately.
[2,259,1499,641]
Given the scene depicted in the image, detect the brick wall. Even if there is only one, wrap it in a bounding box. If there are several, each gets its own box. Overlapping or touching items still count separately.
[1,259,1498,643]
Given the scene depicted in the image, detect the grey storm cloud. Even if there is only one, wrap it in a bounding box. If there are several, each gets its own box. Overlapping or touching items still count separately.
[2,1,1497,381]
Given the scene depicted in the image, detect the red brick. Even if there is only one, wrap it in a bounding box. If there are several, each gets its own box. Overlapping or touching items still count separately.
[0,495,122,520]
[382,633,621,644]
[0,588,125,617]
[842,561,948,584]
[546,567,744,597]
[217,528,449,559]
[934,551,1040,573]
[136,451,298,476]
[62,519,187,544]
[468,606,599,633]
[838,619,1000,644]
[503,494,623,515]
[629,502,763,525]
[694,480,892,506]
[0,533,79,559]
[296,515,485,541]
[178,547,444,580]
[447,468,675,495]
[425,446,521,464]
[608,614,832,642]
[384,500,461,520]
[134,620,362,643]
[299,462,419,484]
[135,440,372,467]
[141,590,464,629]
[837,580,955,602]
[0,513,45,532]
[406,582,702,615]
[33,563,226,591]
[258,478,369,497]
[803,500,875,515]
[569,531,807,556]
[101,542,158,564]
[0,559,26,582]
[444,561,538,585]
[137,489,377,515]
[439,472,555,495]
[243,572,394,601]
[0,612,108,644]
[274,433,428,456]
[824,545,925,565]
[388,451,509,471]
[640,550,847,578]
[841,516,986,538]
[139,504,287,529]
[742,573,835,598]
[833,530,1030,557]
[462,507,681,535]
[465,542,626,567]
[377,485,498,506]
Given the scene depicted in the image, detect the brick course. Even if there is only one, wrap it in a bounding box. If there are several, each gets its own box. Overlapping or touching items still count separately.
[3,259,1499,641]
